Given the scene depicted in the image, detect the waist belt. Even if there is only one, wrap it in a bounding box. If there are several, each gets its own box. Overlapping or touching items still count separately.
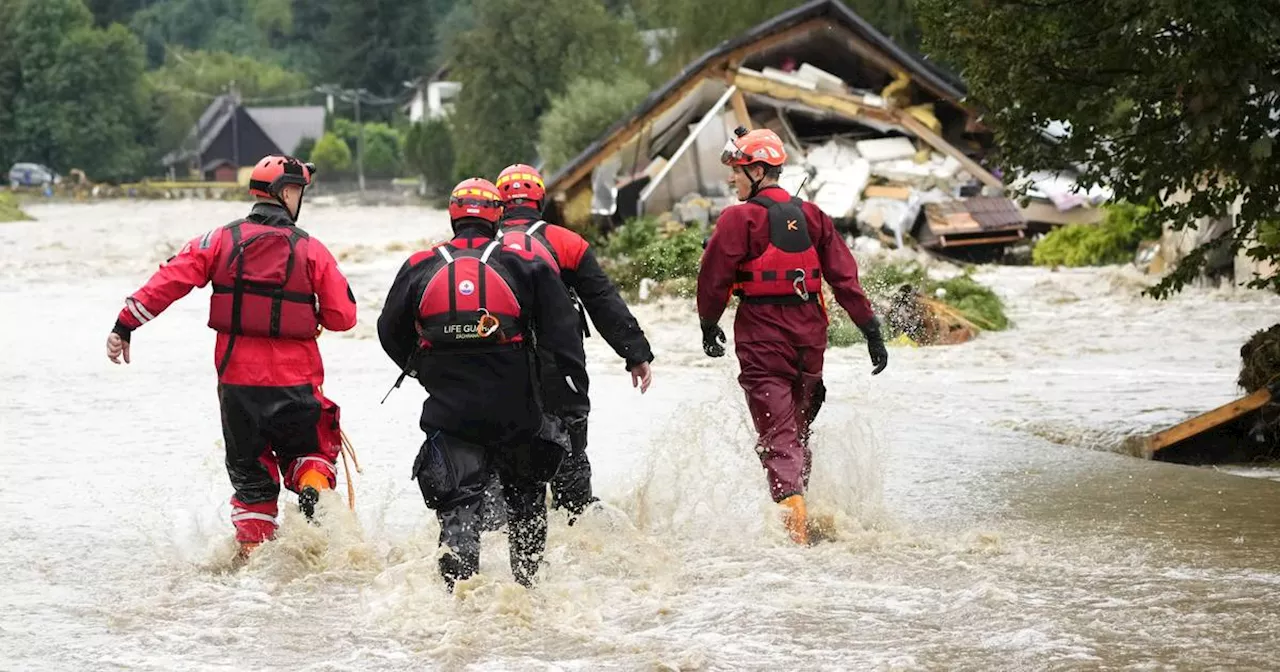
[213,283,313,304]
[420,340,528,356]
[737,293,819,305]
[735,268,820,282]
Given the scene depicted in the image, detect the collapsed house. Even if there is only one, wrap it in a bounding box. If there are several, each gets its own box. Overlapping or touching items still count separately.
[543,0,1035,255]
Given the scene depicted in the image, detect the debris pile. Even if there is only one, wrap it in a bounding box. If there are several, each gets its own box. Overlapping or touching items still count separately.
[1240,324,1280,393]
[649,60,1032,256]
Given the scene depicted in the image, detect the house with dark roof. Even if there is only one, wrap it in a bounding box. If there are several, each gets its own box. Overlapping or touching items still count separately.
[163,95,326,181]
[542,0,1009,242]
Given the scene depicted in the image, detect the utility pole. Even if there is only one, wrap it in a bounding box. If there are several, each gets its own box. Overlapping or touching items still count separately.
[355,88,366,196]
[229,80,240,175]
[314,84,385,197]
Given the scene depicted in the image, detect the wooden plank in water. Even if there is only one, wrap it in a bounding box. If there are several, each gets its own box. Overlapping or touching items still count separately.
[1144,387,1273,458]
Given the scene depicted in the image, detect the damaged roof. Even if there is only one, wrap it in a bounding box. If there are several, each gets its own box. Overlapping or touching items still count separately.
[545,0,967,198]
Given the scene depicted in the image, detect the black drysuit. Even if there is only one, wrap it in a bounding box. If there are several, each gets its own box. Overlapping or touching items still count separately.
[376,224,589,589]
[496,206,654,516]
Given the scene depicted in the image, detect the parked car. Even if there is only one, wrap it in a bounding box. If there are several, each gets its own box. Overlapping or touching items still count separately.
[8,163,60,188]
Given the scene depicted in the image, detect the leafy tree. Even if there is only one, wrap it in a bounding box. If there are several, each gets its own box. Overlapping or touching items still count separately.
[637,0,921,79]
[447,0,647,178]
[84,0,147,26]
[293,136,317,162]
[405,117,457,192]
[361,122,403,177]
[0,0,21,170]
[311,132,352,174]
[147,48,309,162]
[917,0,1280,296]
[319,0,448,102]
[3,0,150,181]
[330,117,361,152]
[538,74,652,174]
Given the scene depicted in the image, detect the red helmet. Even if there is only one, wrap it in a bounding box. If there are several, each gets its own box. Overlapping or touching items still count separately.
[448,178,503,223]
[721,127,787,167]
[495,164,546,205]
[248,155,315,199]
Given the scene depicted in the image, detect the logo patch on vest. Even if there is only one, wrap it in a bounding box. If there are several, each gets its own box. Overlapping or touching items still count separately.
[458,280,475,296]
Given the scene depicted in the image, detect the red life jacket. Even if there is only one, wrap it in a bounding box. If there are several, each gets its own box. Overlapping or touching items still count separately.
[498,220,560,273]
[498,219,592,338]
[415,240,527,351]
[733,195,823,304]
[208,220,318,339]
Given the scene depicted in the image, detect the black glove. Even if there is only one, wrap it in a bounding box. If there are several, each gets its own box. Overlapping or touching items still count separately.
[859,317,888,375]
[701,320,726,358]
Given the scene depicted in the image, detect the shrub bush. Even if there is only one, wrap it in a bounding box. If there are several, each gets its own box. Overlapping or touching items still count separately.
[361,122,404,178]
[292,136,316,162]
[0,192,33,222]
[538,74,652,174]
[310,132,352,175]
[597,217,703,291]
[1032,201,1159,267]
[405,118,456,193]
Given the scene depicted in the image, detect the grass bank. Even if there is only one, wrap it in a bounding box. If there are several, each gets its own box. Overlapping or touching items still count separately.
[0,192,32,222]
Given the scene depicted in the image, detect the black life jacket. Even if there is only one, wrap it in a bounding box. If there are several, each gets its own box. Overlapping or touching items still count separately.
[208,219,317,339]
[733,195,823,304]
[414,240,527,352]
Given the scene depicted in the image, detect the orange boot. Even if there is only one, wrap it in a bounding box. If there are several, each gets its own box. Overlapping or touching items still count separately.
[235,541,261,565]
[297,469,331,520]
[779,494,809,546]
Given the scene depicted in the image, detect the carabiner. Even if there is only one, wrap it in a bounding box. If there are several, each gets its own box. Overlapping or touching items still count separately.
[477,309,500,338]
[792,268,810,301]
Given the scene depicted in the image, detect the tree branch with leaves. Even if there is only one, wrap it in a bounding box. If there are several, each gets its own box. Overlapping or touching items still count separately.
[918,0,1280,297]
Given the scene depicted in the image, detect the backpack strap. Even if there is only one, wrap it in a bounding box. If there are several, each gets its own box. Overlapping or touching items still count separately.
[478,241,500,313]
[217,221,245,377]
[480,239,501,263]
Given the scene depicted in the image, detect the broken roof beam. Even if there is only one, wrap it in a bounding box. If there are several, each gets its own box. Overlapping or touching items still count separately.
[733,67,895,124]
[638,85,738,215]
[894,111,1002,190]
[731,67,1003,190]
[549,17,831,198]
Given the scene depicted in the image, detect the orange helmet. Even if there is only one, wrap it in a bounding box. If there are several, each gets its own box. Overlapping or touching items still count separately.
[721,127,787,167]
[495,164,546,205]
[248,155,314,200]
[448,178,503,224]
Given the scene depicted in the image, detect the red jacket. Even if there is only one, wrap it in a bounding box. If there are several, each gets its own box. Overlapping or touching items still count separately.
[697,186,875,347]
[113,204,357,387]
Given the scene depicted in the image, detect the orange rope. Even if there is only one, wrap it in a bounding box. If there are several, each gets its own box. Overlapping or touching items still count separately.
[339,430,361,511]
[316,383,360,511]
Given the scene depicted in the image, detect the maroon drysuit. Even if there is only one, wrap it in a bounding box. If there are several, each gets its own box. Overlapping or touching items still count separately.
[697,186,877,502]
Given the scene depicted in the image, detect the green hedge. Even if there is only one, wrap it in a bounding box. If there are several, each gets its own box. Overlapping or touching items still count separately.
[599,218,703,291]
[1032,201,1159,267]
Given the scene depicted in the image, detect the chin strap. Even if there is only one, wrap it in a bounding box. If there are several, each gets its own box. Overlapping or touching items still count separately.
[274,191,304,221]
